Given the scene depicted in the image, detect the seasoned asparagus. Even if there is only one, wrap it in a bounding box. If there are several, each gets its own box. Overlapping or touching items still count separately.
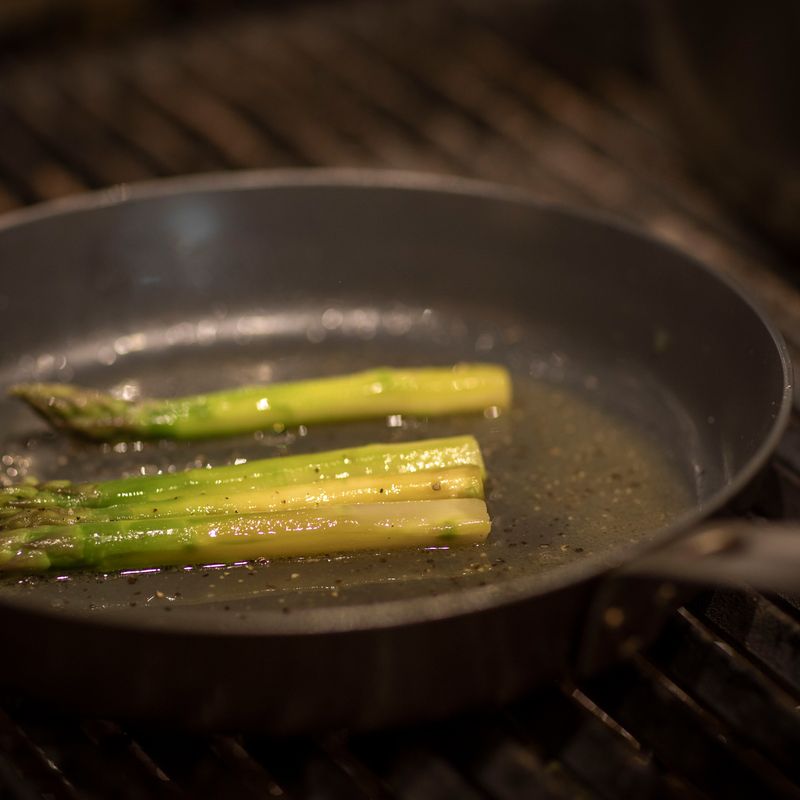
[11,364,511,440]
[0,499,491,573]
[0,435,485,511]
[0,466,484,530]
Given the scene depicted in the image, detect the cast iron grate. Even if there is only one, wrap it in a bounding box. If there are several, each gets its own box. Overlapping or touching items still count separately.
[1,1,799,798]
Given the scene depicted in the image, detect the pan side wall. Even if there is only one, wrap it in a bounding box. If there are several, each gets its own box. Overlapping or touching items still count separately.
[0,183,786,498]
[0,580,595,733]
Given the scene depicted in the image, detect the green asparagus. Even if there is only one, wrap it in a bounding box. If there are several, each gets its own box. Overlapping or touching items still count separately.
[11,364,511,440]
[0,435,485,512]
[0,466,484,530]
[0,499,491,573]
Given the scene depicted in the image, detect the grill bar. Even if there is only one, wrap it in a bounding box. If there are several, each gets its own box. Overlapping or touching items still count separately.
[580,659,800,799]
[690,590,800,699]
[510,689,699,800]
[348,732,495,800]
[122,39,294,170]
[243,735,385,800]
[646,610,800,783]
[50,52,227,177]
[2,60,156,187]
[173,31,367,167]
[435,719,588,799]
[124,731,281,799]
[0,99,87,203]
[0,707,81,800]
[339,9,599,206]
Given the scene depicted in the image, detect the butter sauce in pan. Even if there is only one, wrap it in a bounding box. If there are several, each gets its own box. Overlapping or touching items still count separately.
[0,310,693,615]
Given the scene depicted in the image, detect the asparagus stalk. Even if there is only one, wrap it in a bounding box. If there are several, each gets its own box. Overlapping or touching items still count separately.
[10,364,511,440]
[0,435,484,511]
[0,466,484,530]
[0,499,491,573]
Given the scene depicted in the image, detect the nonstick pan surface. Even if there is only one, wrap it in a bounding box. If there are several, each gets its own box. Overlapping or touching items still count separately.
[0,171,791,731]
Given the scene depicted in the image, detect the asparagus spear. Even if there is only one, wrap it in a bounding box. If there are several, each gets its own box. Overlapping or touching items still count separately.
[0,466,484,530]
[10,364,511,440]
[0,435,485,511]
[0,499,491,573]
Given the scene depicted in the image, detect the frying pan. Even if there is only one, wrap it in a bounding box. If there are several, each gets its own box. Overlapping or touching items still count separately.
[0,170,793,733]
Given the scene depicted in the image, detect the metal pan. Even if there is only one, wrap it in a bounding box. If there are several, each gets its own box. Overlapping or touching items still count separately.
[0,170,793,733]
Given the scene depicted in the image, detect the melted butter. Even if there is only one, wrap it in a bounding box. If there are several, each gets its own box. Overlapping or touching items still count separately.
[0,324,696,614]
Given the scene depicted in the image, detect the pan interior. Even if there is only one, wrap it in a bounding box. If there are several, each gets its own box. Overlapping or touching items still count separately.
[0,305,697,616]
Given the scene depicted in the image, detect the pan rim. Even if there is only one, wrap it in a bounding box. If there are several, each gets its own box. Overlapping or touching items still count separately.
[0,167,793,635]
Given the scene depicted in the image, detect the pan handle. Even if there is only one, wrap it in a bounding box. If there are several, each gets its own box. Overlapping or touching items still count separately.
[620,520,800,592]
[574,521,800,676]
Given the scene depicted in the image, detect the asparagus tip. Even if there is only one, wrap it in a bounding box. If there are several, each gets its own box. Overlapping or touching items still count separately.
[9,382,133,439]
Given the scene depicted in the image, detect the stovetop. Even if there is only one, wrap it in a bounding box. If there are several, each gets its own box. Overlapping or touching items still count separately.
[0,2,798,797]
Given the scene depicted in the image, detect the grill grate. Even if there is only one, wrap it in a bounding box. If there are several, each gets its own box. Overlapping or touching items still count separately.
[1,1,800,798]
